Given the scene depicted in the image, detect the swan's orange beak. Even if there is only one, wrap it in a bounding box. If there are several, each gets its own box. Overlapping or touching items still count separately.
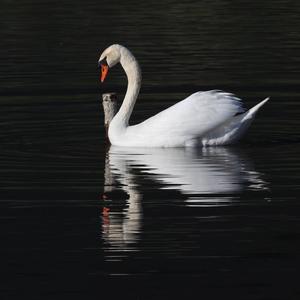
[101,64,109,82]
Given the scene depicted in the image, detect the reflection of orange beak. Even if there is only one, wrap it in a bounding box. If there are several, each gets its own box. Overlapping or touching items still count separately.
[102,207,110,218]
[101,64,109,82]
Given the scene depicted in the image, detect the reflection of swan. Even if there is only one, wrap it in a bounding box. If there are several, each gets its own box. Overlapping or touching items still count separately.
[101,146,267,258]
[109,147,264,194]
[98,44,269,147]
[108,146,267,196]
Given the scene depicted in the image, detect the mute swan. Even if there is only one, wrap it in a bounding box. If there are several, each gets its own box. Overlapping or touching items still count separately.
[98,44,269,147]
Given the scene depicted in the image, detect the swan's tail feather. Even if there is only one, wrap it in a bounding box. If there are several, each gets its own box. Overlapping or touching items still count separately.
[201,97,269,146]
[246,97,270,118]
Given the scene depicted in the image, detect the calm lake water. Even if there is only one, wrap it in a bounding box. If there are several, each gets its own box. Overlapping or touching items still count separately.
[1,0,300,299]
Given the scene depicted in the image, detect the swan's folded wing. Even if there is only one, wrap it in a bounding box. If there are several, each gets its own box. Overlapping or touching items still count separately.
[128,90,245,146]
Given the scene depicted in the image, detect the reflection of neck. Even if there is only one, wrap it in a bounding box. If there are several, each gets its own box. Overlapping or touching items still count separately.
[111,50,142,128]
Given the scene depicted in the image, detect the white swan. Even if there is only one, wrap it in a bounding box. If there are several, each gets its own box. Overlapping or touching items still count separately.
[99,44,269,147]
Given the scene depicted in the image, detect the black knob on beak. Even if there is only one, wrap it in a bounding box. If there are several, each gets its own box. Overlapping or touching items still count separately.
[98,58,108,69]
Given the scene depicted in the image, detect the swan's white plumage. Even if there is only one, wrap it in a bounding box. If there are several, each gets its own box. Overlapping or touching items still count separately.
[99,44,268,148]
[122,90,245,147]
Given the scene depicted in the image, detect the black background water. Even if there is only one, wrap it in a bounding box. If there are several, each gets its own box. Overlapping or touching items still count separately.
[1,0,300,299]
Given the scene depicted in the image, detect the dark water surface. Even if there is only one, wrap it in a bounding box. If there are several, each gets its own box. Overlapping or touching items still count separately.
[1,0,300,299]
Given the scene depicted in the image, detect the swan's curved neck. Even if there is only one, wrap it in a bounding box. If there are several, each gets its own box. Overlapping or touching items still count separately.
[112,49,141,127]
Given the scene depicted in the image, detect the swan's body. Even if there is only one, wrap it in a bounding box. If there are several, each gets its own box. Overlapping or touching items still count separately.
[99,44,269,147]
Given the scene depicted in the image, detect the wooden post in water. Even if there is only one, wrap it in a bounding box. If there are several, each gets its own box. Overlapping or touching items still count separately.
[101,93,118,201]
[102,93,118,144]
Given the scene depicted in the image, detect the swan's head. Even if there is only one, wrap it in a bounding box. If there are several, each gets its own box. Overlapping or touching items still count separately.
[98,44,123,82]
[98,44,135,82]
